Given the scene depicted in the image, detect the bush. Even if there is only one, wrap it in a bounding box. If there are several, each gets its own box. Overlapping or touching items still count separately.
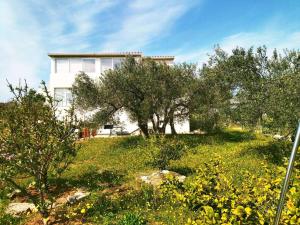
[149,136,187,170]
[160,158,300,224]
[0,82,79,223]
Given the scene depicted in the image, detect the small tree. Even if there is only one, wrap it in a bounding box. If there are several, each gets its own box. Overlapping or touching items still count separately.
[0,81,78,224]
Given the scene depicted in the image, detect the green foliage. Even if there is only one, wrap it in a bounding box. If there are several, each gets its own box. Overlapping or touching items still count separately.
[0,214,22,225]
[191,47,233,133]
[118,212,146,225]
[72,71,101,110]
[0,102,12,119]
[227,46,270,129]
[149,136,187,170]
[0,81,79,220]
[81,185,158,224]
[193,46,300,135]
[190,112,222,133]
[160,158,300,224]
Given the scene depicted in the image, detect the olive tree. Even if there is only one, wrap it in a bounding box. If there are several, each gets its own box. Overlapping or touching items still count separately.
[72,57,197,137]
[190,48,234,132]
[0,81,78,224]
[264,50,300,135]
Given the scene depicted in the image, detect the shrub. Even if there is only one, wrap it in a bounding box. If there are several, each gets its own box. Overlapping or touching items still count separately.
[118,212,146,225]
[149,136,187,170]
[160,158,300,224]
[0,82,79,224]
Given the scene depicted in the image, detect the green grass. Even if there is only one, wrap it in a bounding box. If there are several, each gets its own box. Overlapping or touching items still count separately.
[1,128,293,224]
[62,129,289,187]
[51,128,292,224]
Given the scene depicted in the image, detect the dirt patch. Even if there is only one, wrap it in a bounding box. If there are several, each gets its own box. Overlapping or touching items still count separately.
[101,184,132,197]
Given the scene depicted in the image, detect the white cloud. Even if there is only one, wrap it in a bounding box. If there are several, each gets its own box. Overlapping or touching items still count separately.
[175,30,300,65]
[0,1,43,101]
[101,0,198,51]
[0,0,117,101]
[175,48,209,64]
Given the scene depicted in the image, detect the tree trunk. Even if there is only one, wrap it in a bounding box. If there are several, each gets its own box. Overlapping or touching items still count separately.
[159,108,170,134]
[138,121,149,138]
[159,117,169,134]
[151,117,157,133]
[155,113,160,134]
[38,182,49,225]
[42,172,49,192]
[169,113,177,135]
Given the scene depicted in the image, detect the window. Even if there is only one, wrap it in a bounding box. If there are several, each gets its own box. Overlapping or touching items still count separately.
[54,88,73,107]
[113,58,123,69]
[82,59,95,73]
[70,58,82,73]
[55,59,69,73]
[101,58,112,73]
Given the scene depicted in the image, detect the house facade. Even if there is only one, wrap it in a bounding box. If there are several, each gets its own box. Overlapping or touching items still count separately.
[48,52,190,135]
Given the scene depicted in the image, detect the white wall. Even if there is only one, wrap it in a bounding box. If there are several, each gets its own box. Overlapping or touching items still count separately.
[49,57,103,95]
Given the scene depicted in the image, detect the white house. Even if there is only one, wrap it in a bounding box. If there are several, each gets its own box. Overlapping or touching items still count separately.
[48,52,190,135]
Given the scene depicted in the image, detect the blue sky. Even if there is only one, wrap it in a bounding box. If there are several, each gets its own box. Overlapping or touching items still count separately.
[1,0,300,100]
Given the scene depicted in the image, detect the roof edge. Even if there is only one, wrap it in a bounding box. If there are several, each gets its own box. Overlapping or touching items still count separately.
[146,56,175,60]
[47,52,175,60]
[48,52,143,58]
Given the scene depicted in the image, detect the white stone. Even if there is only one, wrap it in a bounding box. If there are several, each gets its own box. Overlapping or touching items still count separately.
[178,175,186,182]
[67,190,90,204]
[139,170,186,187]
[140,176,149,182]
[273,134,284,140]
[5,203,36,216]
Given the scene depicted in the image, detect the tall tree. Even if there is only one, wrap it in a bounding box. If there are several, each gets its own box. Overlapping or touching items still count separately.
[265,49,300,135]
[193,46,300,135]
[227,46,270,129]
[191,47,233,132]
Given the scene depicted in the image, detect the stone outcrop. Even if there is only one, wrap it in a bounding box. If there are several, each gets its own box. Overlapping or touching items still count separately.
[5,202,36,216]
[139,170,186,187]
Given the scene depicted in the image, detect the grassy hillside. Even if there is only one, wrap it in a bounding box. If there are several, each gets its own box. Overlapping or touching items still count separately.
[0,129,294,224]
[65,129,287,184]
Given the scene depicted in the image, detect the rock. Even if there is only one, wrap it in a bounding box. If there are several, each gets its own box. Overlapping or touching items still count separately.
[139,170,186,187]
[5,202,36,216]
[67,189,90,204]
[273,134,284,140]
[52,189,91,208]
